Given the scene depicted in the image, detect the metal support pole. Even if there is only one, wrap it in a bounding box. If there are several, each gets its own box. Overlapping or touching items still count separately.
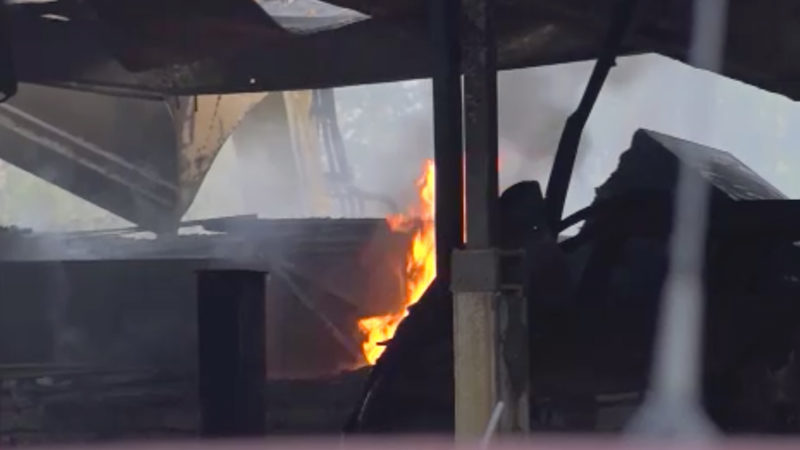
[429,0,464,285]
[197,270,267,437]
[453,0,519,438]
[462,0,498,247]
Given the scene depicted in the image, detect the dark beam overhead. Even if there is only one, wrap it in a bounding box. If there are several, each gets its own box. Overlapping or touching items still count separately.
[8,0,800,99]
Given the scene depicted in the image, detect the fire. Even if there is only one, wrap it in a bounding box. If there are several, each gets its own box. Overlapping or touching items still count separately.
[358,159,436,365]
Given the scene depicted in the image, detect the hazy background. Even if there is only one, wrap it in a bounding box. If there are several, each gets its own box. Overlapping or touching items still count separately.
[1,53,798,231]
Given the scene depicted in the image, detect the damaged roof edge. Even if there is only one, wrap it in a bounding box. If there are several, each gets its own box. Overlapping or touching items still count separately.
[10,0,800,100]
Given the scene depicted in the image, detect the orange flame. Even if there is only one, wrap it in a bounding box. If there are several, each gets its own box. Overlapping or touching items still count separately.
[358,159,436,365]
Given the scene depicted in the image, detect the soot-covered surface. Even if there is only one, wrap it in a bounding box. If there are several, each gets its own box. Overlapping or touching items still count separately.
[0,367,369,445]
[347,130,800,435]
[0,218,406,443]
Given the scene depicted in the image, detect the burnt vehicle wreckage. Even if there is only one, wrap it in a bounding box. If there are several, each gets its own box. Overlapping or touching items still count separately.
[1,0,800,442]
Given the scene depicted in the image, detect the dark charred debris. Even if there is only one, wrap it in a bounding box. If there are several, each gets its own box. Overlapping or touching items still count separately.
[0,218,404,443]
[347,129,800,435]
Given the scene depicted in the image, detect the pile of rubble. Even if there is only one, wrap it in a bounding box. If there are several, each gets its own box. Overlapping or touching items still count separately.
[0,367,197,445]
[1,364,369,445]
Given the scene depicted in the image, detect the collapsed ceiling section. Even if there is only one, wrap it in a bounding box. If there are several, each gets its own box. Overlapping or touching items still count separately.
[1,0,798,229]
[5,0,800,99]
[0,84,267,229]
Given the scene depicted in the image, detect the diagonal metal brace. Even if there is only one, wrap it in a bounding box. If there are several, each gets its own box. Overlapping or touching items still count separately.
[545,0,643,230]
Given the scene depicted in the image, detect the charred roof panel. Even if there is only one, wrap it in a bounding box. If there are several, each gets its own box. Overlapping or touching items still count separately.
[7,0,800,99]
[596,129,787,204]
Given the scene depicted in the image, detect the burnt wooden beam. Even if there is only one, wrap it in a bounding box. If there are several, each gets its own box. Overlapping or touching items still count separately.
[197,269,267,437]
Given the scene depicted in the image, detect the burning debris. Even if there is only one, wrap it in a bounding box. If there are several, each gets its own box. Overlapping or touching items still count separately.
[358,159,436,365]
[346,130,800,434]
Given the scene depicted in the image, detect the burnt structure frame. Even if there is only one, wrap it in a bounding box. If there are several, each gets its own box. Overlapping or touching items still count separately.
[434,0,508,435]
[429,0,464,285]
[544,0,642,230]
[432,0,642,291]
[428,0,741,437]
[429,0,499,298]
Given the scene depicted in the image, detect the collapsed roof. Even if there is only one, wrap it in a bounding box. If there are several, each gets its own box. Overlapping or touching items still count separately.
[8,0,800,99]
[2,0,798,230]
[0,84,268,230]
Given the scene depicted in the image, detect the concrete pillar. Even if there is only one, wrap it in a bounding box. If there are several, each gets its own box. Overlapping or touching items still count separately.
[452,250,529,437]
[451,0,529,437]
[453,291,498,434]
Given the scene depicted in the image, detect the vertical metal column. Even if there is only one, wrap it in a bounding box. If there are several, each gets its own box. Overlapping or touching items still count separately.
[429,0,464,285]
[452,0,506,438]
[197,269,267,437]
[462,0,499,244]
